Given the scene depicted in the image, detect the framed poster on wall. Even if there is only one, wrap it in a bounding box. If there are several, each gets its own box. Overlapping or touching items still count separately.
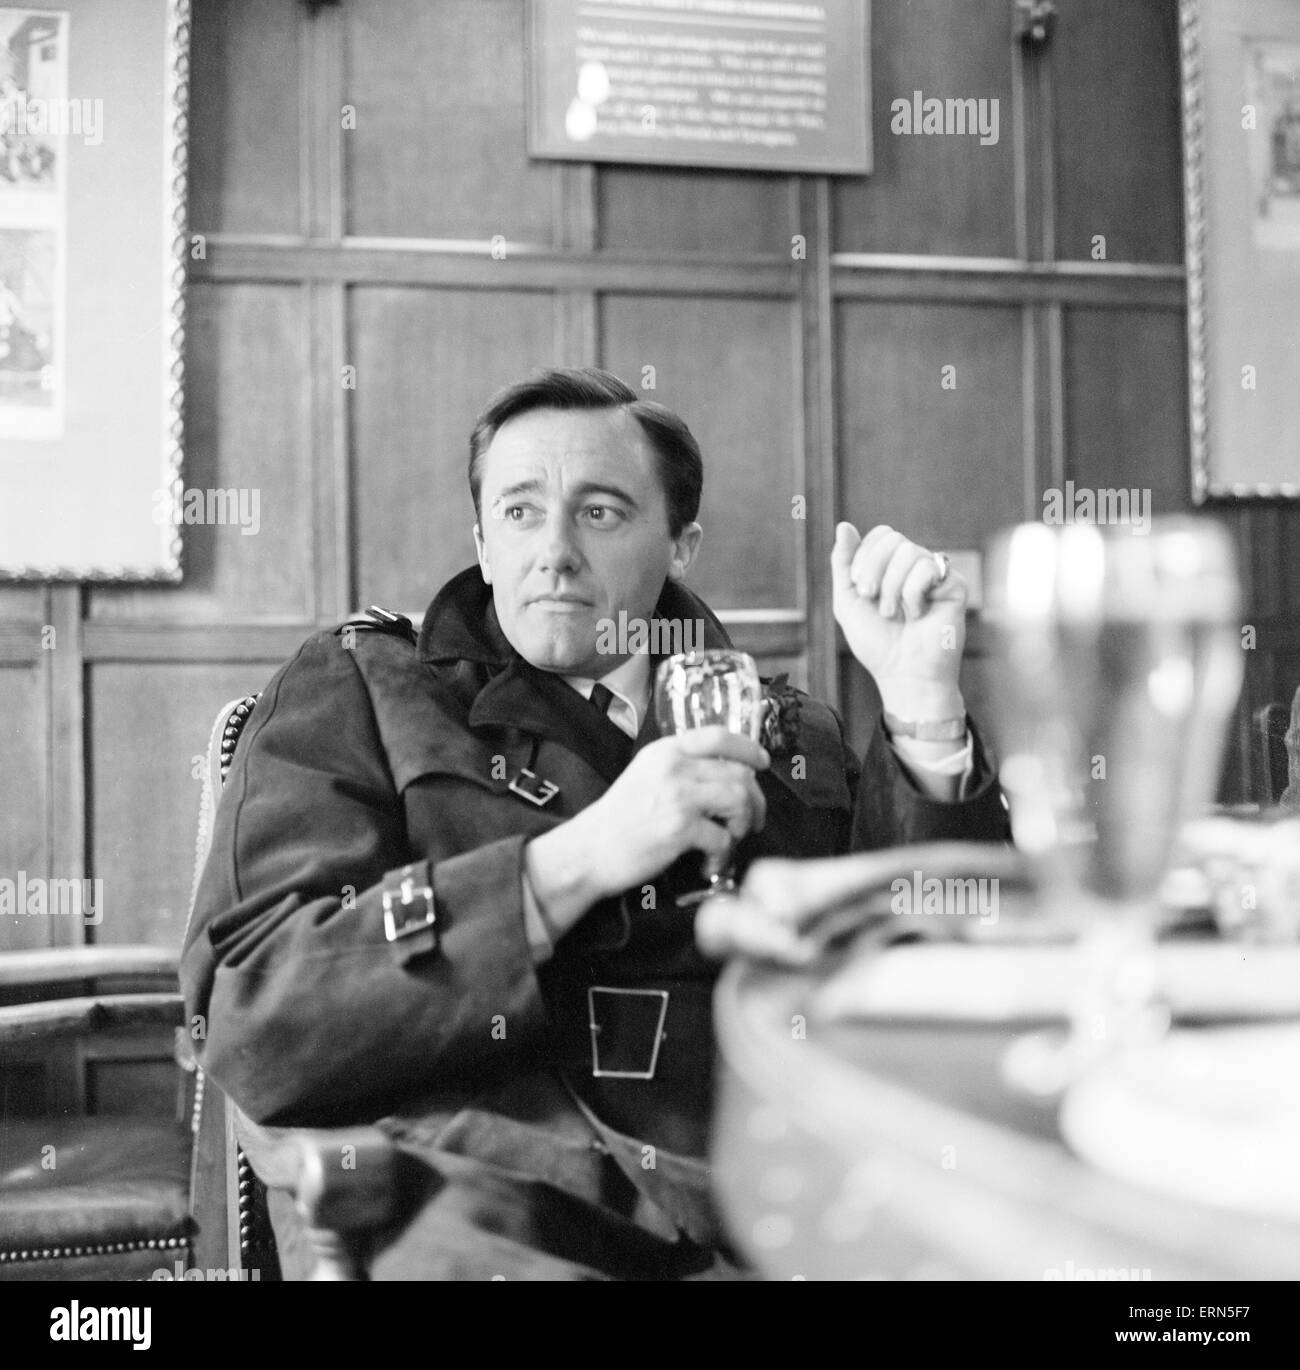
[0,0,189,580]
[1182,0,1300,500]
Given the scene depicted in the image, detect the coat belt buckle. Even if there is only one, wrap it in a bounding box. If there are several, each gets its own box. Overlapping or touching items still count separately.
[508,768,560,807]
[588,986,669,1081]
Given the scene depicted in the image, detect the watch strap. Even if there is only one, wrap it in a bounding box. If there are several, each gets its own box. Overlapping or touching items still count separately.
[882,711,968,743]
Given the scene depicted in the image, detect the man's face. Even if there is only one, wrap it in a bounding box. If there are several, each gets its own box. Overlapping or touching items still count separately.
[473,406,701,677]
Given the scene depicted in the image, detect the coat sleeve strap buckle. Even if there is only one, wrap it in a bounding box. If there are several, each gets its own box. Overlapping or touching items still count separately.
[381,861,438,954]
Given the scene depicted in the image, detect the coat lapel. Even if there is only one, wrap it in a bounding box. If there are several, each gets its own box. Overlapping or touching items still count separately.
[468,659,635,786]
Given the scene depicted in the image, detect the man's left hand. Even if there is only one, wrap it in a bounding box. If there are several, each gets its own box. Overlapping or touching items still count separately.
[831,522,967,718]
[695,845,1029,965]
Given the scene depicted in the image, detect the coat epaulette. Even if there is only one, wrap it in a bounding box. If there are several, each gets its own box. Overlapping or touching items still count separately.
[334,605,418,646]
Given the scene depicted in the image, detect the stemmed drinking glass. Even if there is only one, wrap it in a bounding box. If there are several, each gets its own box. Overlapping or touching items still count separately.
[654,648,765,908]
[983,517,1244,1094]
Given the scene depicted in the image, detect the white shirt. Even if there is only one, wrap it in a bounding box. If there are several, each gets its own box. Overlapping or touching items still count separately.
[561,654,652,741]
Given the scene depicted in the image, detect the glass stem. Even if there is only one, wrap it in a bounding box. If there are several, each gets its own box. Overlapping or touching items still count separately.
[1067,904,1168,1072]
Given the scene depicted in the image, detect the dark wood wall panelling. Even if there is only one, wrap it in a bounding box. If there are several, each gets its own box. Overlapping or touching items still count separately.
[3,0,1297,965]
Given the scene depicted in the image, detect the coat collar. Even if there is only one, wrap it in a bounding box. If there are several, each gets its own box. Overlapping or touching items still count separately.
[417,567,734,784]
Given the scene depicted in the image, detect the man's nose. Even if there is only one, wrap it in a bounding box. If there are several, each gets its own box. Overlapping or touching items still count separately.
[536,514,583,574]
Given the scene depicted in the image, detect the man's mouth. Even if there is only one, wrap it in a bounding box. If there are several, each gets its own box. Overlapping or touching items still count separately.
[530,594,593,612]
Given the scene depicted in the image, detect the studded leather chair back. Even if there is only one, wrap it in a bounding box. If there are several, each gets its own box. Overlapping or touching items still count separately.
[183,694,279,1278]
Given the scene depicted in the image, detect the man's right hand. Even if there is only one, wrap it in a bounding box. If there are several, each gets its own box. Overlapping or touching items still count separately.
[524,727,770,937]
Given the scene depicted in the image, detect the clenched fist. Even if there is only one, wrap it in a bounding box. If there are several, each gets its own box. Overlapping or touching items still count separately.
[831,522,968,722]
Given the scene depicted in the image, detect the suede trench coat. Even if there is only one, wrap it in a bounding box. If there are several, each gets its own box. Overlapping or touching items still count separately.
[181,565,1011,1280]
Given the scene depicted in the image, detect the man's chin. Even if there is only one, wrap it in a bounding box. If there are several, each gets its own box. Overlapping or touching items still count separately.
[515,630,599,678]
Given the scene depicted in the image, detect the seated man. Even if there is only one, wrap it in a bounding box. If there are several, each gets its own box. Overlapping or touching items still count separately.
[182,366,1009,1280]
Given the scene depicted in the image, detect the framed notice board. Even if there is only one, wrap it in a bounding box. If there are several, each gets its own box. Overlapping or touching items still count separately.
[528,0,871,175]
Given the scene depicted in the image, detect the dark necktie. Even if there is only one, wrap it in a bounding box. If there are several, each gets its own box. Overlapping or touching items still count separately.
[589,683,615,717]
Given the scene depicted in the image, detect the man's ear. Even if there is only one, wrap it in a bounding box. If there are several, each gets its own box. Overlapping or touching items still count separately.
[472,523,492,584]
[667,522,702,581]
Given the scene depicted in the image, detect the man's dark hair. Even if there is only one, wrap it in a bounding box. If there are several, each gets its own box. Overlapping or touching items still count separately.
[468,367,703,536]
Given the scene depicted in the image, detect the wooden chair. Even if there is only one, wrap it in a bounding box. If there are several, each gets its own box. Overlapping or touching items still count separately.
[0,695,403,1282]
[0,948,193,1280]
[1253,684,1300,811]
[182,695,403,1280]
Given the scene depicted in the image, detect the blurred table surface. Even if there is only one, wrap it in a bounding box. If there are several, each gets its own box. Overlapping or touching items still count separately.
[710,953,1300,1281]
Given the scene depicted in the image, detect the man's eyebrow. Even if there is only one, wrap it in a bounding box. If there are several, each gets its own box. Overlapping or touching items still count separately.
[494,479,640,508]
[571,481,639,508]
[495,479,545,501]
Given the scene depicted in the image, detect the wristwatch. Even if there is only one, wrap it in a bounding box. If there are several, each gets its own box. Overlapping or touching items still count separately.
[881,711,968,742]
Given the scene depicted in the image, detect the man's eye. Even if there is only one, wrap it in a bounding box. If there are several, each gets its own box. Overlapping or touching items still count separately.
[584,505,622,524]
